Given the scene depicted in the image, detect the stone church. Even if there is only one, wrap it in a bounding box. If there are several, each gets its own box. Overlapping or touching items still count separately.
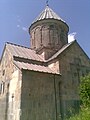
[0,5,90,120]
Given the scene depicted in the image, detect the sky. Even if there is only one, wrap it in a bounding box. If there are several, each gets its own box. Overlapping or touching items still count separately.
[0,0,90,58]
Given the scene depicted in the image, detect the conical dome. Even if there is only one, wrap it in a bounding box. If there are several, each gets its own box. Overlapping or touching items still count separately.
[32,5,65,24]
[29,5,69,60]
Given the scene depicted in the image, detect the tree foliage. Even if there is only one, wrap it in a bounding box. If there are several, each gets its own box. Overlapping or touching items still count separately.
[67,73,90,120]
[68,107,90,120]
[80,74,90,107]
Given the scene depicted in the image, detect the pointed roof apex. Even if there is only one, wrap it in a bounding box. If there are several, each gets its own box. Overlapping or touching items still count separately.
[32,5,65,24]
[46,0,49,6]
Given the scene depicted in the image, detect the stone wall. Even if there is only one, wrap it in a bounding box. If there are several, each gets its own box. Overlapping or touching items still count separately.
[30,19,69,60]
[21,70,61,120]
[0,47,14,120]
[7,70,22,120]
[0,47,22,120]
[58,41,90,117]
[46,41,90,118]
[0,95,7,120]
[30,20,68,50]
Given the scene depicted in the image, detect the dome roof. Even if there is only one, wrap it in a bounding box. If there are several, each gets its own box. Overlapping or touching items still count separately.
[32,5,65,24]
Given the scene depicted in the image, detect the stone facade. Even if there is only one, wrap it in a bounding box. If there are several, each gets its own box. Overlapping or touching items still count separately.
[0,46,22,120]
[47,41,90,118]
[20,70,61,120]
[0,46,14,120]
[29,19,69,60]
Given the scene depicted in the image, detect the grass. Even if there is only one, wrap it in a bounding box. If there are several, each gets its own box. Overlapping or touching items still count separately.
[67,107,90,120]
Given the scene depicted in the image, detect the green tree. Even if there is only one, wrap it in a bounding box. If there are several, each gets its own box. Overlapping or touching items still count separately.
[80,74,90,107]
[67,73,90,120]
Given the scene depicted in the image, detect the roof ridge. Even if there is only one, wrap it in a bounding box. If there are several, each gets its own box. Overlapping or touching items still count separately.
[6,42,32,50]
[62,40,75,47]
[46,40,76,62]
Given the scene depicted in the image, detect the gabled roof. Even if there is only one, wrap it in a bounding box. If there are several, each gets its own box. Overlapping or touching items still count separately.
[0,41,77,74]
[4,42,60,74]
[1,41,75,63]
[6,42,44,62]
[14,61,59,74]
[32,5,65,24]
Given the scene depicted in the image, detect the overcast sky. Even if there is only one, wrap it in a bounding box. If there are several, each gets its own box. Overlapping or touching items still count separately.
[0,0,90,58]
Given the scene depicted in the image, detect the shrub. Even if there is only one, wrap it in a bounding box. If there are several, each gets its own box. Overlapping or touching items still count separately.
[67,74,90,120]
[68,107,90,120]
[80,74,90,107]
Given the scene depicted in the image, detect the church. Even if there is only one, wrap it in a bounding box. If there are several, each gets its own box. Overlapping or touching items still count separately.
[0,4,90,120]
